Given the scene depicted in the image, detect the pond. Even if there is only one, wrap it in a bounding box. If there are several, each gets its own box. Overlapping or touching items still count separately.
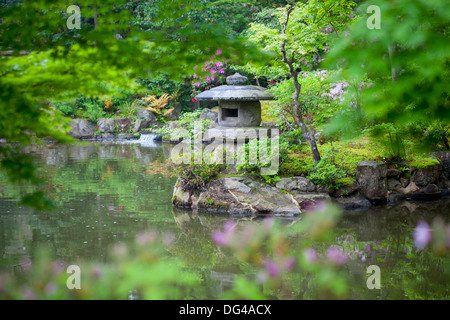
[0,141,448,299]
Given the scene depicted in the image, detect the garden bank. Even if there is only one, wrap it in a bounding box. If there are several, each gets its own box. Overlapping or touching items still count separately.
[172,153,450,215]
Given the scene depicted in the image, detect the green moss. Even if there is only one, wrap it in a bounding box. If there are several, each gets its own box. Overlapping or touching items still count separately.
[279,157,309,177]
[409,157,440,170]
[261,101,278,124]
[216,172,245,179]
[334,177,355,187]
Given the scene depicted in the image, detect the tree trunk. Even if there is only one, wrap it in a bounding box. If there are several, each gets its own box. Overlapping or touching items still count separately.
[280,4,321,166]
[299,121,321,165]
[287,62,321,165]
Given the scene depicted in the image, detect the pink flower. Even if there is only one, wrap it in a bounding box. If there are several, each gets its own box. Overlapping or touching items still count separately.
[283,257,296,271]
[212,220,236,246]
[216,49,222,56]
[210,69,216,74]
[219,68,225,74]
[216,61,223,67]
[326,246,347,265]
[264,259,279,277]
[304,248,317,263]
[212,231,228,245]
[193,82,200,87]
[223,220,236,233]
[413,221,431,249]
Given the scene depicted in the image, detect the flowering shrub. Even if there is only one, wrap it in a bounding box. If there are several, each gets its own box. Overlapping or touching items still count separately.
[212,204,353,299]
[191,49,230,100]
[0,231,200,300]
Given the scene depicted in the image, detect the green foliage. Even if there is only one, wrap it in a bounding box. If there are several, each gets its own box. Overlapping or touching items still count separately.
[246,0,356,75]
[0,232,200,300]
[269,71,343,130]
[235,138,279,178]
[154,109,214,141]
[170,138,226,192]
[405,121,450,152]
[306,147,347,189]
[215,204,352,299]
[171,161,225,193]
[366,123,407,164]
[0,0,266,209]
[279,157,309,177]
[408,157,440,171]
[119,101,138,119]
[137,72,192,106]
[326,0,450,130]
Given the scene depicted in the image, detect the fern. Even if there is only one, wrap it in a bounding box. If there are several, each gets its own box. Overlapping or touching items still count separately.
[141,93,174,116]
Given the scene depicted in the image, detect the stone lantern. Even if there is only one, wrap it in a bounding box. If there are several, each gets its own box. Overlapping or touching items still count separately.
[195,73,274,128]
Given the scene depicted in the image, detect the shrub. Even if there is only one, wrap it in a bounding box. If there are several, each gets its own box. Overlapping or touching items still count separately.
[170,144,226,192]
[235,138,279,179]
[154,109,214,141]
[279,157,309,177]
[306,147,347,190]
[118,101,138,118]
[171,162,225,193]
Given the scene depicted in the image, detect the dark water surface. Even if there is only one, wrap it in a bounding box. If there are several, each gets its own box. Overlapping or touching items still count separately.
[0,142,448,299]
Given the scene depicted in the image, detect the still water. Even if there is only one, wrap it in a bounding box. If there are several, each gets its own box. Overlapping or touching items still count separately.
[0,141,448,299]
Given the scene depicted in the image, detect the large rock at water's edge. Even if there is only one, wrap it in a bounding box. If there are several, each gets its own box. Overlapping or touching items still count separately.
[431,151,450,179]
[411,165,442,186]
[356,160,387,204]
[276,177,316,192]
[172,179,192,208]
[331,182,359,197]
[294,193,331,212]
[399,181,419,195]
[333,194,372,210]
[386,168,400,178]
[407,184,442,201]
[97,118,115,133]
[69,119,95,139]
[173,177,302,216]
[387,178,402,192]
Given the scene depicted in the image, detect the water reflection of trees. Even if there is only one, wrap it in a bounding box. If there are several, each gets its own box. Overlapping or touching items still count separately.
[0,143,177,273]
[337,199,450,299]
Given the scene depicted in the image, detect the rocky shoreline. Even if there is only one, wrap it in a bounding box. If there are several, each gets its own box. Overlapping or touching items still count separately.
[65,114,450,216]
[172,152,450,215]
[66,107,160,141]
